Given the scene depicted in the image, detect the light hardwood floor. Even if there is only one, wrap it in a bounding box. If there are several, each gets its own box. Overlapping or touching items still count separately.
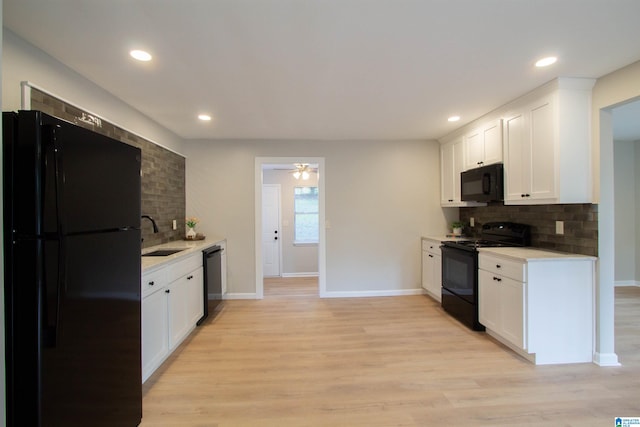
[141,279,640,426]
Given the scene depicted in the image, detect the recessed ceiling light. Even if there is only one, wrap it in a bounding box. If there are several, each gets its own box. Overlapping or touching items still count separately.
[198,114,212,121]
[130,50,152,62]
[448,116,461,122]
[535,56,557,67]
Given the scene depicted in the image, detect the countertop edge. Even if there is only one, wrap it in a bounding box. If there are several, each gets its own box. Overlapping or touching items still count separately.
[422,235,469,242]
[142,236,226,273]
[478,246,597,262]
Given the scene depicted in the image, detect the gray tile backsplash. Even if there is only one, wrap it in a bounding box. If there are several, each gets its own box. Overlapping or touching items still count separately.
[31,88,186,248]
[459,203,598,256]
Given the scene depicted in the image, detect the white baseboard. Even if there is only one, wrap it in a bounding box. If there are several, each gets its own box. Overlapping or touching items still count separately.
[614,280,640,287]
[321,288,424,298]
[223,293,259,300]
[281,272,319,278]
[593,352,621,366]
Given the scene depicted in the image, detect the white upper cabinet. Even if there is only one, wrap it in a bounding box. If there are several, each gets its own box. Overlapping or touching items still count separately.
[440,136,485,207]
[503,78,595,205]
[463,119,503,170]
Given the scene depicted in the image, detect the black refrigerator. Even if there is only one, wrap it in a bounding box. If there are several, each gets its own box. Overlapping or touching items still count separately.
[3,110,143,426]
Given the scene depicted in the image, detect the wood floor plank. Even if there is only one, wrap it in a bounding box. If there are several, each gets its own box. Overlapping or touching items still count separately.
[140,280,640,426]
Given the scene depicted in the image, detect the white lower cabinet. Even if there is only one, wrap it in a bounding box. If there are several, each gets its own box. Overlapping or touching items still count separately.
[142,252,204,382]
[478,269,525,349]
[142,286,169,379]
[168,266,203,349]
[478,250,595,365]
[421,238,441,302]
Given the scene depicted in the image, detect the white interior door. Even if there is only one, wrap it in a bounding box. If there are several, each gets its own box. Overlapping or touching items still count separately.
[262,184,281,277]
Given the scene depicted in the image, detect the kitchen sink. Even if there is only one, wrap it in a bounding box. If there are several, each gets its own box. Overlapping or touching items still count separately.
[142,249,185,257]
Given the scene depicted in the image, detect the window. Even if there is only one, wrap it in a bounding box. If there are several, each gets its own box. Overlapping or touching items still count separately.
[294,186,319,244]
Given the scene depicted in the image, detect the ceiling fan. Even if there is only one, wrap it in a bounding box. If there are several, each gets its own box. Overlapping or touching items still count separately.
[291,163,317,180]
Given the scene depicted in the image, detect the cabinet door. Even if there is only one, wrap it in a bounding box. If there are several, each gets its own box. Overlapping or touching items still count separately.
[430,254,442,302]
[421,249,442,302]
[529,97,556,201]
[167,278,191,350]
[464,129,483,170]
[499,276,525,349]
[441,137,467,206]
[482,119,502,166]
[421,250,430,291]
[221,248,227,295]
[478,270,499,331]
[440,142,455,204]
[503,111,529,202]
[186,267,204,327]
[142,288,169,382]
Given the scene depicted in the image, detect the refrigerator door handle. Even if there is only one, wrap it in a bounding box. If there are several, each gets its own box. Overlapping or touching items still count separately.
[42,124,66,348]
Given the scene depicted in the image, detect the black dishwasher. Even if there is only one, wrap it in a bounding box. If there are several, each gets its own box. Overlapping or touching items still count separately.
[198,245,223,325]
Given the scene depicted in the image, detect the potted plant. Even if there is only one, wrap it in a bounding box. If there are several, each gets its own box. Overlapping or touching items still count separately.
[451,221,464,236]
[186,217,199,239]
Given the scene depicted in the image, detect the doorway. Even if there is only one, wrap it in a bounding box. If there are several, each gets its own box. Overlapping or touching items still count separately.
[598,94,640,366]
[254,157,326,299]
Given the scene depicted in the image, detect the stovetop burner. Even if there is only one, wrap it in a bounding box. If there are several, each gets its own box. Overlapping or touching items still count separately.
[442,221,531,251]
[452,239,515,249]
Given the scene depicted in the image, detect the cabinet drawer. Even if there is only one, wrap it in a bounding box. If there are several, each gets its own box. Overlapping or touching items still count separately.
[169,253,203,282]
[142,268,169,297]
[479,254,525,282]
[422,239,441,255]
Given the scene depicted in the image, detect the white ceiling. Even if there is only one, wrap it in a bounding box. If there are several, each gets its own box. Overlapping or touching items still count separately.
[4,0,640,142]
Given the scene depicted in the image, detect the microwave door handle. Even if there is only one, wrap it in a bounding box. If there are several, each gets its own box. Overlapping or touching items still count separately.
[482,173,491,194]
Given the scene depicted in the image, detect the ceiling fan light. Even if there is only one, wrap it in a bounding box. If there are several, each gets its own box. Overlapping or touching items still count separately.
[293,171,301,179]
[302,170,310,180]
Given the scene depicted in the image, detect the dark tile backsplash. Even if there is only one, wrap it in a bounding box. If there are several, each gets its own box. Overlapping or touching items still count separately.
[459,203,598,256]
[31,88,186,248]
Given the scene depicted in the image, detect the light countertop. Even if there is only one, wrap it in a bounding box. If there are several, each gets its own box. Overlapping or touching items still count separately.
[423,235,470,242]
[142,235,226,272]
[478,246,597,262]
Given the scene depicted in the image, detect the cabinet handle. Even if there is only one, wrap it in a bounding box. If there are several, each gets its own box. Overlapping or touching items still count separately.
[493,277,502,282]
[187,275,194,280]
[496,264,501,269]
[148,281,155,286]
[428,254,434,258]
[165,289,170,293]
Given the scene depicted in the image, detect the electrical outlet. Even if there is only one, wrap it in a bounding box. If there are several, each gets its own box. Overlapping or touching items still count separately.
[470,217,475,227]
[172,219,177,230]
[556,220,564,235]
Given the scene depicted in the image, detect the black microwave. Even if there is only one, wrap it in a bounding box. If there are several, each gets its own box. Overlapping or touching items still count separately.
[460,163,504,202]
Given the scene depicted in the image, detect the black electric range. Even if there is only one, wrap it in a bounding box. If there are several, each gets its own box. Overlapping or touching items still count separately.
[440,222,531,330]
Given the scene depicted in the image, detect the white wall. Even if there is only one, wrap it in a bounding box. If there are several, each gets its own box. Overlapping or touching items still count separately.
[635,142,640,282]
[185,139,453,297]
[592,59,640,365]
[2,29,185,155]
[613,140,636,284]
[263,169,319,276]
